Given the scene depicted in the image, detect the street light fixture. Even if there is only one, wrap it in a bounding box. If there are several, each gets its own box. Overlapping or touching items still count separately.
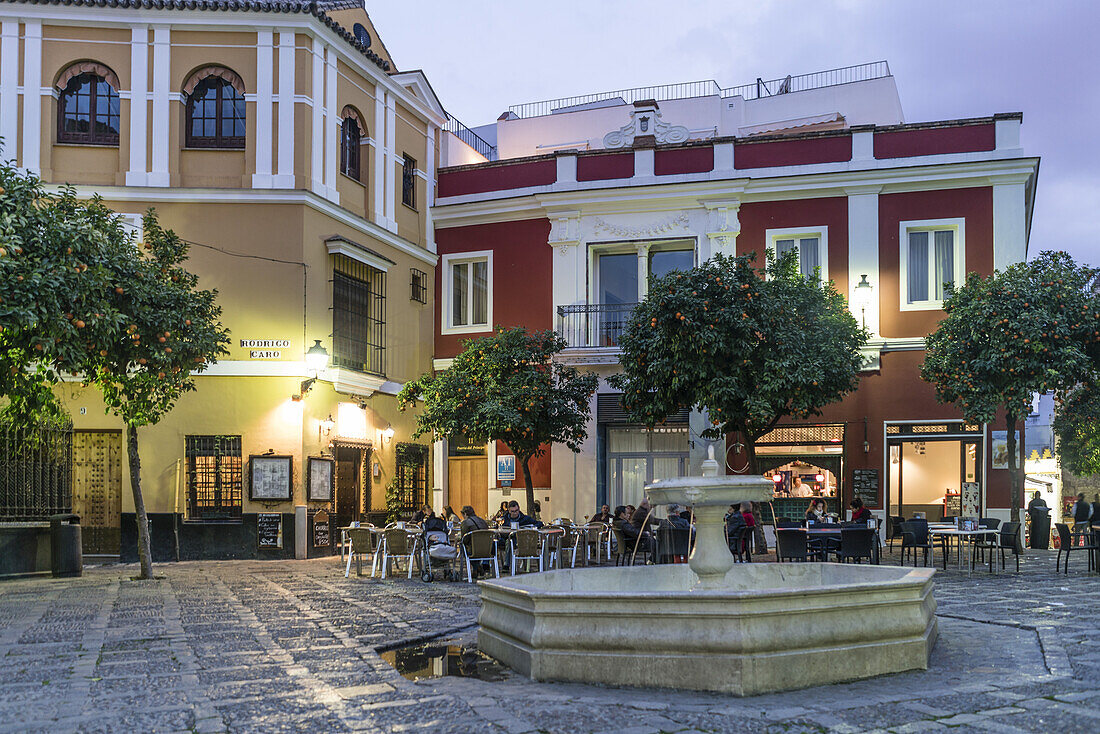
[852,274,874,330]
[294,340,329,400]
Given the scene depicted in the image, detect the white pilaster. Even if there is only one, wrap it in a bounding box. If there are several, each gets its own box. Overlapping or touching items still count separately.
[309,37,325,194]
[425,123,437,252]
[275,31,295,187]
[992,180,1027,270]
[636,243,652,301]
[0,20,19,161]
[323,45,339,203]
[555,151,577,185]
[384,95,397,231]
[149,26,170,186]
[634,147,654,178]
[20,20,41,174]
[995,116,1022,152]
[372,88,386,225]
[851,129,874,162]
[712,141,733,173]
[846,186,881,337]
[125,25,149,187]
[251,30,274,188]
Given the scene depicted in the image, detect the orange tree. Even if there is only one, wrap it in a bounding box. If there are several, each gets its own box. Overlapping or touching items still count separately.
[610,251,866,473]
[1053,382,1100,477]
[398,327,597,514]
[921,251,1100,521]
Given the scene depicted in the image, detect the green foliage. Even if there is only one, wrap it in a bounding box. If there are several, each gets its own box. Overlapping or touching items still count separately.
[608,251,866,467]
[398,327,598,511]
[922,251,1100,425]
[1053,383,1100,477]
[385,477,404,524]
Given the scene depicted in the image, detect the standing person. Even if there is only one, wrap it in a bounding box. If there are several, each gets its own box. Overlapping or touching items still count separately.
[1091,494,1100,529]
[1071,492,1092,532]
[749,501,767,553]
[792,477,811,497]
[1027,491,1047,511]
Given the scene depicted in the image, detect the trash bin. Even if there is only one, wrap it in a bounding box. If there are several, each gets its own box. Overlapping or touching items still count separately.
[1027,507,1050,550]
[49,513,82,578]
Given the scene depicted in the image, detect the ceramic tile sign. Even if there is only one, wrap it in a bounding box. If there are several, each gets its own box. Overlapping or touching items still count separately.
[313,510,330,548]
[307,457,334,502]
[497,454,515,488]
[257,513,283,549]
[249,455,293,501]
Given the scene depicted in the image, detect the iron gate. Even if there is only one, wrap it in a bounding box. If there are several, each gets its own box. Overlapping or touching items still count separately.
[0,419,73,520]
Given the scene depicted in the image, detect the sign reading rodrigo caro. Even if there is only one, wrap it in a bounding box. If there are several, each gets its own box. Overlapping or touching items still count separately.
[241,339,290,359]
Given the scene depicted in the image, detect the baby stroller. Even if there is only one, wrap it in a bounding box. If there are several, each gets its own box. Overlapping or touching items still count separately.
[420,527,461,582]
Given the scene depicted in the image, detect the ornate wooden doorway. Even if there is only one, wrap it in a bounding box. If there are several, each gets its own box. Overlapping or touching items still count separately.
[334,445,366,529]
[71,430,122,556]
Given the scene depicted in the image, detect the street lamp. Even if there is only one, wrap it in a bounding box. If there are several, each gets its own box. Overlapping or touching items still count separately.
[852,274,874,330]
[294,340,329,400]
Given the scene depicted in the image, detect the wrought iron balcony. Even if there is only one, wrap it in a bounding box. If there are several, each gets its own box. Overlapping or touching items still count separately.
[557,303,637,349]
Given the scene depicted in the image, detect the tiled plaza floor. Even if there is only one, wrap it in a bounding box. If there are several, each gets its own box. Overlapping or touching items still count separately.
[1,545,1098,733]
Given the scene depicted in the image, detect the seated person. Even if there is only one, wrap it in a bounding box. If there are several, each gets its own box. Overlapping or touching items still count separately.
[491,501,509,525]
[849,497,872,523]
[630,499,655,531]
[442,505,460,524]
[412,504,432,524]
[421,509,447,533]
[618,505,650,554]
[663,504,690,529]
[501,500,541,528]
[459,505,489,537]
[805,498,826,524]
[591,504,613,524]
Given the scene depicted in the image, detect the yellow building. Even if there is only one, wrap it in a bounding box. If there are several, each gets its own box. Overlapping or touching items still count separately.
[0,0,449,560]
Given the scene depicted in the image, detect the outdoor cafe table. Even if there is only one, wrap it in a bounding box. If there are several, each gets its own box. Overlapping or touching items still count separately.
[804,526,881,564]
[340,525,423,578]
[929,527,998,575]
[492,526,563,569]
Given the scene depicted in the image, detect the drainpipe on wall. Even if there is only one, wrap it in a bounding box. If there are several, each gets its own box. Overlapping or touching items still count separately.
[173,459,181,562]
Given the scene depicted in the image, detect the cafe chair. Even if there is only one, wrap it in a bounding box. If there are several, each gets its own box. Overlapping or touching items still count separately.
[510,529,543,575]
[776,529,810,562]
[900,520,933,567]
[552,525,582,569]
[462,529,500,582]
[728,526,751,563]
[1055,523,1097,574]
[996,521,1022,572]
[344,528,374,578]
[583,523,607,564]
[887,516,905,550]
[836,528,875,564]
[609,527,628,566]
[380,528,419,580]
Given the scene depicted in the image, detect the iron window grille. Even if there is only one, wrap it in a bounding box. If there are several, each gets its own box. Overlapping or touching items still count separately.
[394,443,429,514]
[0,419,73,521]
[340,115,361,181]
[58,73,120,146]
[402,154,416,209]
[186,77,246,149]
[332,255,386,377]
[410,268,428,303]
[185,435,243,522]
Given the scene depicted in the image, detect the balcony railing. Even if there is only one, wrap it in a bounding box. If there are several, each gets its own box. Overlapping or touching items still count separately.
[557,303,637,349]
[443,116,496,160]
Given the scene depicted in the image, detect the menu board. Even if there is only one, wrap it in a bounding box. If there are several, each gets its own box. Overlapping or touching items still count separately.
[853,469,879,506]
[257,513,283,549]
[307,457,334,502]
[944,494,962,518]
[249,455,292,501]
[313,510,330,548]
[961,482,980,517]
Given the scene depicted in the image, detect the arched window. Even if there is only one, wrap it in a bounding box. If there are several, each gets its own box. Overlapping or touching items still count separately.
[57,65,120,146]
[184,68,246,149]
[340,107,364,181]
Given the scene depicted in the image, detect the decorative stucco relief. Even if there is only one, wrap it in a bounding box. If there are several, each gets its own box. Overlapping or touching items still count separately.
[603,102,690,149]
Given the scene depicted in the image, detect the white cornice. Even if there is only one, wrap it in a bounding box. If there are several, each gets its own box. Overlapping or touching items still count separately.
[47,184,438,266]
[432,157,1040,229]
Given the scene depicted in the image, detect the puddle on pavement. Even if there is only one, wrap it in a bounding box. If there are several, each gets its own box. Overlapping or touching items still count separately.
[380,639,508,682]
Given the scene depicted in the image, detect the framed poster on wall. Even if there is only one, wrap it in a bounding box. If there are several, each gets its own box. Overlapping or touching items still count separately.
[307,457,335,502]
[249,455,293,501]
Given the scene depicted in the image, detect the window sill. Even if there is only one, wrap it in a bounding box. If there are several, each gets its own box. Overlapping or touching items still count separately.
[442,323,492,336]
[402,202,419,213]
[182,146,246,152]
[54,141,119,149]
[899,301,946,312]
[341,171,365,187]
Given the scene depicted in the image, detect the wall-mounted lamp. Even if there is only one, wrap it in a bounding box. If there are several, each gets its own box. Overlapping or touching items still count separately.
[852,274,874,330]
[319,414,335,439]
[294,340,329,400]
[381,425,395,444]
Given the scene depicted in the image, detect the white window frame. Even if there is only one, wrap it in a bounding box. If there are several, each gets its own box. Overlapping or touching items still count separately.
[442,250,493,334]
[765,226,828,282]
[899,218,965,312]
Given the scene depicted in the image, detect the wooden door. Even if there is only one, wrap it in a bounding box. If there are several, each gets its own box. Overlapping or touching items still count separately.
[72,430,123,555]
[335,446,362,527]
[448,456,488,518]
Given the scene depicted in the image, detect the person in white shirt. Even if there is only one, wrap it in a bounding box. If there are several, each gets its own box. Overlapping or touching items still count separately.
[792,477,812,498]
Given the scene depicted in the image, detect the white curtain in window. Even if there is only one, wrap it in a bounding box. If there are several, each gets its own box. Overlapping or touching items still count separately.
[452,262,468,326]
[799,237,820,279]
[908,231,929,303]
[775,238,797,261]
[472,260,488,324]
[934,230,954,300]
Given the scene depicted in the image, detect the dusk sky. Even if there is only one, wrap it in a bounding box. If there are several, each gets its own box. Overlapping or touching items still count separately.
[371,0,1099,267]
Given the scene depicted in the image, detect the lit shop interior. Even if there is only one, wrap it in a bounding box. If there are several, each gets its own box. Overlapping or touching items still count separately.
[885,422,983,522]
[751,424,844,522]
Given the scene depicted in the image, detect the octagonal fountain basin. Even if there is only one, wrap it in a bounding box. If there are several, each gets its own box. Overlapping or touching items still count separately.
[478,562,937,696]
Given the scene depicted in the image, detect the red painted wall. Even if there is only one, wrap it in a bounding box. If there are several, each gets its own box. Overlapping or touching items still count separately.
[577,152,634,181]
[494,441,552,490]
[737,197,850,298]
[734,135,852,169]
[655,146,714,175]
[434,218,553,359]
[878,187,994,338]
[437,159,556,197]
[874,124,995,159]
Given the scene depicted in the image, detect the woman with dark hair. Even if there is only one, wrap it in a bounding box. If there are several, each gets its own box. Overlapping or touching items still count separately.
[442,505,460,523]
[491,501,509,525]
[805,498,826,523]
[849,497,872,523]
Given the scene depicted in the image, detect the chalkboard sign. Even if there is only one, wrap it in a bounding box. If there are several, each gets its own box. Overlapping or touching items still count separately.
[307,457,334,502]
[257,513,283,549]
[944,494,962,517]
[313,510,330,548]
[853,469,879,506]
[249,455,293,501]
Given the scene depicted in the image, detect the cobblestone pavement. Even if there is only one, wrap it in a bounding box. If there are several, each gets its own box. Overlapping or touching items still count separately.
[1,546,1098,733]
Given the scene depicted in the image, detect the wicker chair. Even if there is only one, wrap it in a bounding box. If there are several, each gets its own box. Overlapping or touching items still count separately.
[511,529,543,575]
[380,529,419,580]
[551,525,582,569]
[462,529,500,582]
[344,528,375,578]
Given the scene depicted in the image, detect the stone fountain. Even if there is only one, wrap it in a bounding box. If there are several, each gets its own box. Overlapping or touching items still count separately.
[477,448,937,695]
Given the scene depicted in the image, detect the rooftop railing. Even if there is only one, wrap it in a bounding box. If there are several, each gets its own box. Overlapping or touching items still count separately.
[443,116,496,160]
[506,61,891,120]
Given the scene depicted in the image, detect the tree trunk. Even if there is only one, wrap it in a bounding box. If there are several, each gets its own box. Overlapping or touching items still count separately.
[1006,413,1021,523]
[127,423,154,579]
[745,434,759,476]
[520,456,535,516]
